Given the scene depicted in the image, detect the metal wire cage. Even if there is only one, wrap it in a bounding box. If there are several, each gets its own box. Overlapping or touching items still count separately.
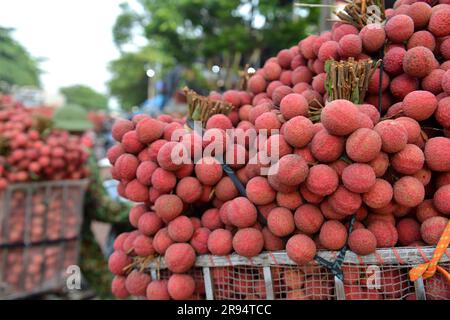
[145,247,450,300]
[0,180,88,245]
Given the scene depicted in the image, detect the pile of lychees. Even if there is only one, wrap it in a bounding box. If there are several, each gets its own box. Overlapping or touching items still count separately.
[0,104,89,188]
[109,0,450,300]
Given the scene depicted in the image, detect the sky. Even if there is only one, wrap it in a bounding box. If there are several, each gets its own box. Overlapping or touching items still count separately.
[0,0,127,95]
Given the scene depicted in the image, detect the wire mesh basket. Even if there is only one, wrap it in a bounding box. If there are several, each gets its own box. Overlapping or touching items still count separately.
[145,247,450,300]
[0,180,88,245]
[0,239,80,299]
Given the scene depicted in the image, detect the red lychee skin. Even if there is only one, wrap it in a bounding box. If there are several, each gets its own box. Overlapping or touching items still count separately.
[363,179,393,209]
[332,23,359,42]
[190,228,211,255]
[227,197,258,228]
[207,229,233,256]
[164,243,196,273]
[413,167,432,186]
[407,31,436,51]
[391,144,425,175]
[201,208,224,231]
[168,216,194,242]
[223,90,242,107]
[125,179,149,203]
[294,204,324,234]
[443,70,450,95]
[246,177,276,206]
[206,114,233,131]
[112,119,134,142]
[383,47,406,76]
[321,100,360,136]
[261,227,284,251]
[390,74,419,99]
[338,34,362,58]
[428,9,450,37]
[129,204,147,228]
[319,220,348,250]
[112,276,130,299]
[266,81,283,98]
[232,228,264,258]
[310,130,345,163]
[176,177,203,204]
[154,194,184,222]
[394,176,425,208]
[263,61,282,81]
[280,94,309,120]
[277,49,294,69]
[299,35,319,59]
[108,251,132,275]
[138,212,163,236]
[421,217,449,245]
[406,2,432,29]
[151,168,176,193]
[153,228,174,255]
[125,270,151,297]
[346,128,382,163]
[342,164,377,193]
[268,174,297,194]
[133,235,155,257]
[424,137,450,172]
[329,159,349,177]
[249,103,271,125]
[214,176,238,202]
[395,117,421,144]
[168,274,196,300]
[136,118,164,144]
[403,90,438,121]
[441,38,450,60]
[276,191,303,210]
[368,69,390,94]
[305,164,339,197]
[436,97,450,129]
[255,112,281,132]
[148,140,166,162]
[272,85,293,106]
[286,234,317,265]
[163,122,183,141]
[273,154,309,187]
[358,103,381,124]
[396,218,421,246]
[107,144,125,165]
[146,280,170,300]
[136,161,158,186]
[374,120,408,153]
[330,186,363,216]
[368,221,398,248]
[318,41,340,61]
[264,134,293,158]
[385,14,414,43]
[434,185,450,215]
[292,82,312,94]
[348,229,377,256]
[359,24,386,53]
[320,200,346,221]
[115,153,139,181]
[157,141,184,172]
[403,46,435,78]
[280,70,293,86]
[283,116,315,148]
[114,233,129,251]
[195,157,223,186]
[267,207,295,237]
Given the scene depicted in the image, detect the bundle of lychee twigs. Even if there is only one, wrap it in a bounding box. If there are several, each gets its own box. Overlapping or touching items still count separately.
[185,87,233,126]
[335,0,386,29]
[325,58,382,105]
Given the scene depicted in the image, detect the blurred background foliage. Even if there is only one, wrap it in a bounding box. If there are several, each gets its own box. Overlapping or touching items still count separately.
[60,85,108,111]
[0,27,41,88]
[108,0,320,111]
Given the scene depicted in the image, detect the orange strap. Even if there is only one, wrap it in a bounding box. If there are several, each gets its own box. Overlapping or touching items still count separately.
[409,220,450,282]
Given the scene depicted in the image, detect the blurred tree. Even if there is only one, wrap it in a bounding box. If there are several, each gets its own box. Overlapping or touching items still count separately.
[108,46,175,111]
[109,0,320,108]
[60,85,108,111]
[0,27,40,87]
